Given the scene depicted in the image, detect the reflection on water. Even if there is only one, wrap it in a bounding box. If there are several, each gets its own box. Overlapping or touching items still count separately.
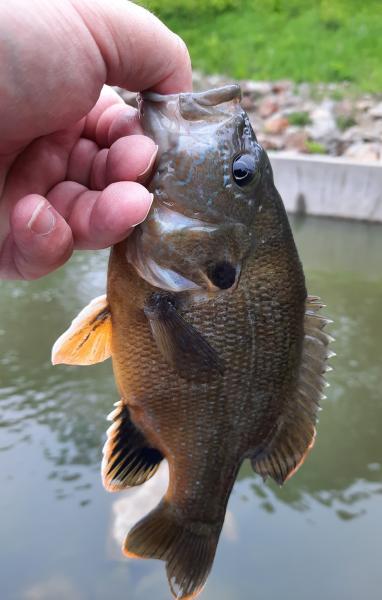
[1,217,382,599]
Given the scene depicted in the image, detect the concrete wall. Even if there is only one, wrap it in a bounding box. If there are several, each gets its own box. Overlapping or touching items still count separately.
[268,152,382,222]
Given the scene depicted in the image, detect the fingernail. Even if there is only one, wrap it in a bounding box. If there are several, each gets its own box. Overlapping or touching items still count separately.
[130,193,154,227]
[27,200,56,235]
[137,145,159,183]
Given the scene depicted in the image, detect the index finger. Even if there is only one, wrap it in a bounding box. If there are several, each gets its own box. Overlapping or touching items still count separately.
[73,0,193,94]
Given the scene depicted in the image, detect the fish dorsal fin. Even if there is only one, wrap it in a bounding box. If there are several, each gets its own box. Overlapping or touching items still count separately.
[51,294,112,365]
[102,400,163,491]
[252,295,334,485]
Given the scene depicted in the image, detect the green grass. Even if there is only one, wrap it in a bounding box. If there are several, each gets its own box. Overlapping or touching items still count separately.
[305,140,327,154]
[139,0,382,92]
[287,111,312,126]
[336,115,357,131]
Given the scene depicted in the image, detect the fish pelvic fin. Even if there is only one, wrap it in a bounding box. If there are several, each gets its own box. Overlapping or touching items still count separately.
[123,499,221,600]
[51,295,112,365]
[102,401,163,491]
[252,295,333,485]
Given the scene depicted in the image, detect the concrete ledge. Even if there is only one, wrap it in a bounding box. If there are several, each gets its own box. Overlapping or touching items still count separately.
[268,152,382,222]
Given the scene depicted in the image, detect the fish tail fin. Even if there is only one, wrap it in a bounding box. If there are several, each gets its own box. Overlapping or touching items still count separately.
[123,499,221,599]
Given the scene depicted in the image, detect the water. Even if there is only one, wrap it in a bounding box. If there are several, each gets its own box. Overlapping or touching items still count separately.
[0,216,381,600]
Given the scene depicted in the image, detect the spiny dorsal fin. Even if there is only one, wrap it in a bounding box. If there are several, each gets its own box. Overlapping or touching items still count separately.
[252,295,334,485]
[51,295,112,366]
[102,401,163,491]
[124,499,221,599]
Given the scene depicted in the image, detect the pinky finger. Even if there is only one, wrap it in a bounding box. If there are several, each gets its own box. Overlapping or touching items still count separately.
[6,194,73,280]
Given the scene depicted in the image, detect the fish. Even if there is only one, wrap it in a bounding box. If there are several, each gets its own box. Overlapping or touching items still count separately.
[52,85,332,600]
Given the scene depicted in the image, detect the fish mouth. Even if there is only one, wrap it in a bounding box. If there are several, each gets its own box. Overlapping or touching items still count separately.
[141,84,241,105]
[139,85,242,122]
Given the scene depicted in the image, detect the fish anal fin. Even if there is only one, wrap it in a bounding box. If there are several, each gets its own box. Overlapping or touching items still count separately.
[52,294,112,365]
[252,421,317,485]
[123,499,221,600]
[252,295,332,485]
[144,291,224,381]
[102,401,163,491]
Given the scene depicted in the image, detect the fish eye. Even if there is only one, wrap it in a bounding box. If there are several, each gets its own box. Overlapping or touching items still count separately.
[207,261,236,290]
[232,153,257,187]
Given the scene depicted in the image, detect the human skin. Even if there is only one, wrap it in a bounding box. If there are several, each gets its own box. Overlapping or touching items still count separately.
[0,0,192,280]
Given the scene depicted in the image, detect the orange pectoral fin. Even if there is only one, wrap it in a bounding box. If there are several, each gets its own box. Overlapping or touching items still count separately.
[51,294,112,366]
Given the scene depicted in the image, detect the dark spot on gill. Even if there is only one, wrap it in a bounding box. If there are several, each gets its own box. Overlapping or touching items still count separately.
[207,262,236,289]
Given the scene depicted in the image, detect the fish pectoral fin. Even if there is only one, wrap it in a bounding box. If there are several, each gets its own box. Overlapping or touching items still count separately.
[252,295,333,485]
[102,400,163,491]
[124,499,221,600]
[51,294,112,366]
[144,292,224,380]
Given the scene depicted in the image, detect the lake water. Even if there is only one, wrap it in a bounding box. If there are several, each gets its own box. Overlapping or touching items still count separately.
[1,215,381,600]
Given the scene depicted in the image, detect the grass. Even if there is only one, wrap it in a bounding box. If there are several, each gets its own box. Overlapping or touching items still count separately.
[336,115,357,131]
[305,140,327,154]
[139,0,382,93]
[287,111,312,126]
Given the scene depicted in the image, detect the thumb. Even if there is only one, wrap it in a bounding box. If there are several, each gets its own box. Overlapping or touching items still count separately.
[72,0,192,94]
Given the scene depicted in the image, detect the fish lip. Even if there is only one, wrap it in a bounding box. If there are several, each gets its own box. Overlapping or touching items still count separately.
[140,84,242,106]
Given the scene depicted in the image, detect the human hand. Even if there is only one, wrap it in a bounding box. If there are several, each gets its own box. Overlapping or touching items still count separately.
[0,0,192,279]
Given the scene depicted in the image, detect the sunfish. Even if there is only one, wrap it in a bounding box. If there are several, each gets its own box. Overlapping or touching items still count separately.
[52,85,332,600]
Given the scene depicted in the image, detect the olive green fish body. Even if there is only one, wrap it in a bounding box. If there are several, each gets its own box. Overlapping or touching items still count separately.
[108,218,306,520]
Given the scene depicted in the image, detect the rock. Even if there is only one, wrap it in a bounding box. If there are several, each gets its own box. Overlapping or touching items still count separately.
[296,82,311,100]
[257,134,285,151]
[306,101,338,141]
[339,126,364,143]
[264,115,289,134]
[360,121,382,141]
[241,95,256,112]
[343,142,381,162]
[355,98,374,112]
[249,114,264,133]
[334,99,354,118]
[369,102,382,118]
[272,80,292,94]
[284,130,309,152]
[241,80,272,96]
[258,97,279,118]
[282,94,303,109]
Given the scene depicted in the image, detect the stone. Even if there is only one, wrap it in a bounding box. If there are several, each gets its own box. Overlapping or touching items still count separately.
[369,102,382,119]
[284,130,309,152]
[272,80,292,94]
[257,134,285,151]
[241,95,256,112]
[241,80,272,96]
[334,99,354,118]
[339,126,364,143]
[355,98,374,111]
[258,97,279,118]
[343,142,381,162]
[306,101,338,141]
[264,115,289,134]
